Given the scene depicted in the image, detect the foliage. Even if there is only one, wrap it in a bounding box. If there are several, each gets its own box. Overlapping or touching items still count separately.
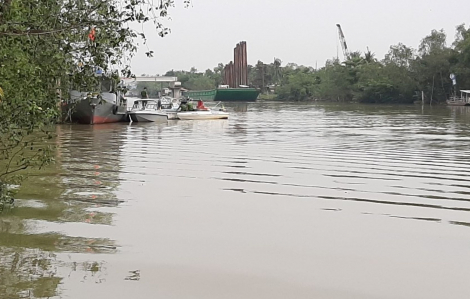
[164,68,221,90]
[273,24,470,103]
[276,69,319,101]
[248,58,286,92]
[451,24,470,89]
[185,76,216,90]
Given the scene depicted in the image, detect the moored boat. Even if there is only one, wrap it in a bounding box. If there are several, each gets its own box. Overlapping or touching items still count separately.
[214,86,260,101]
[65,92,128,125]
[176,100,229,120]
[182,42,259,102]
[177,110,229,120]
[62,76,128,124]
[128,98,179,122]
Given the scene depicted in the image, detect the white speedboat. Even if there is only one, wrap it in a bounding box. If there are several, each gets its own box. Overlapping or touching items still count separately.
[128,99,178,122]
[177,110,229,120]
[176,100,229,120]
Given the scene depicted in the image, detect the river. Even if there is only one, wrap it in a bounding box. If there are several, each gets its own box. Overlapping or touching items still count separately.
[1,102,470,299]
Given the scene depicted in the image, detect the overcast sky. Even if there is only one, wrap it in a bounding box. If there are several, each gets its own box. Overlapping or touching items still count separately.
[130,0,470,75]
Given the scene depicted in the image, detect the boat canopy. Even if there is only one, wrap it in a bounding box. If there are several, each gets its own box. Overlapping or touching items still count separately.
[121,76,177,83]
[133,99,157,104]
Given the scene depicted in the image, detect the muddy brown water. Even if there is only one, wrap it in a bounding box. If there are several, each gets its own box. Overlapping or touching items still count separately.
[1,102,470,299]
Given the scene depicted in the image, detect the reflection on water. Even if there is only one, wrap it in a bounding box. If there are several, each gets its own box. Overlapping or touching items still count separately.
[0,124,120,298]
[231,103,249,112]
[1,103,470,299]
[0,247,61,298]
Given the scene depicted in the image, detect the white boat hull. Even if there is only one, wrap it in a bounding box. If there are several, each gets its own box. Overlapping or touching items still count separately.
[177,110,229,120]
[166,111,179,120]
[129,111,168,122]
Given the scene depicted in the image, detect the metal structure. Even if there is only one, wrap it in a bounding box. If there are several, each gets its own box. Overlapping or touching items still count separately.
[223,41,248,88]
[121,76,177,83]
[336,24,350,61]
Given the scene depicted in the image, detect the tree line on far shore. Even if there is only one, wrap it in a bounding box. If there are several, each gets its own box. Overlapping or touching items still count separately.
[144,24,470,104]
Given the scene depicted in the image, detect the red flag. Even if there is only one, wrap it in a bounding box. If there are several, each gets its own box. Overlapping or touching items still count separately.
[88,28,95,41]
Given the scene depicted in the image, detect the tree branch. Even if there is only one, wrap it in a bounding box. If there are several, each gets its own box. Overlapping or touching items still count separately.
[0,25,83,36]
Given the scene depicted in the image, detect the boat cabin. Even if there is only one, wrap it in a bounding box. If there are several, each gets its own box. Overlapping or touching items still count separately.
[460,90,470,103]
[447,90,470,106]
[131,98,179,111]
[132,99,158,110]
[160,96,177,109]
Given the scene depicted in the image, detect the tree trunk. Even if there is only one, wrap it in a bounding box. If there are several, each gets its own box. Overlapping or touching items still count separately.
[430,75,435,106]
[261,66,265,94]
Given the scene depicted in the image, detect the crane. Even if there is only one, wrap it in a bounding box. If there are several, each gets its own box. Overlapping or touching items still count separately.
[336,24,350,61]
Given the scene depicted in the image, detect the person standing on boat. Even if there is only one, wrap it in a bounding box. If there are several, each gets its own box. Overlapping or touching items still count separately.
[140,87,149,108]
[141,87,148,99]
